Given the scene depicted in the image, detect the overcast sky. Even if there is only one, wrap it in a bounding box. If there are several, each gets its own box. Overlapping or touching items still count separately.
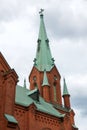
[0,0,87,129]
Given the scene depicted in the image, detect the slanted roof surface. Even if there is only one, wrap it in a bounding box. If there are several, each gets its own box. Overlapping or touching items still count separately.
[15,85,65,118]
[63,78,70,96]
[15,85,33,107]
[4,114,18,124]
[35,97,65,118]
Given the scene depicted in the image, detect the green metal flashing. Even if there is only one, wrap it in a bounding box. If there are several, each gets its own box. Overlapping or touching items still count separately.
[27,88,38,95]
[53,103,71,112]
[4,114,18,124]
[63,78,70,96]
[34,13,54,71]
[42,69,50,86]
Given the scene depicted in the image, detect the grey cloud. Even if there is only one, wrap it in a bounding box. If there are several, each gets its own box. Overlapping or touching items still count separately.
[72,96,87,117]
[44,2,87,39]
[0,0,29,22]
[47,14,87,39]
[52,41,87,76]
[0,0,48,22]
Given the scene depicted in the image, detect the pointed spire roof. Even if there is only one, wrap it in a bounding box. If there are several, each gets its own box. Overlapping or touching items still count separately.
[42,69,50,86]
[63,78,70,96]
[34,11,54,71]
[24,78,26,88]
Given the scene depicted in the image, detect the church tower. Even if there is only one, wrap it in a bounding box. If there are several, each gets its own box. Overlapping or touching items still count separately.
[63,78,71,108]
[29,11,63,105]
[28,11,78,130]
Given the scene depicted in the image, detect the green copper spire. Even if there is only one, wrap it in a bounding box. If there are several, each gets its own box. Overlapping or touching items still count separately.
[63,78,70,96]
[42,69,50,86]
[24,78,26,88]
[34,10,54,71]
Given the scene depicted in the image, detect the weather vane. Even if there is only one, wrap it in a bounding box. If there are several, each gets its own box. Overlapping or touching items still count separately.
[39,9,44,15]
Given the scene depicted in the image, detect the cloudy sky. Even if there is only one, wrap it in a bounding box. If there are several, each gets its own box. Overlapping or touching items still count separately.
[0,0,87,129]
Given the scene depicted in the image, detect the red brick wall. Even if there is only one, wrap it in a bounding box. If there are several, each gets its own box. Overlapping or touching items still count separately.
[4,76,16,115]
[43,85,50,102]
[63,95,71,108]
[14,105,29,130]
[0,53,18,130]
[29,66,62,105]
[28,105,65,130]
[0,73,4,120]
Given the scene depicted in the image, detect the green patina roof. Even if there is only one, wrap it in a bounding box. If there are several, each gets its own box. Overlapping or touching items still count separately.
[15,85,65,118]
[34,13,54,71]
[42,69,50,86]
[34,97,65,118]
[63,78,70,96]
[15,85,33,107]
[27,88,38,95]
[4,114,18,124]
[53,103,72,112]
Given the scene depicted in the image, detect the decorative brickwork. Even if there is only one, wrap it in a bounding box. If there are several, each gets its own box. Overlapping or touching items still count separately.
[14,107,26,130]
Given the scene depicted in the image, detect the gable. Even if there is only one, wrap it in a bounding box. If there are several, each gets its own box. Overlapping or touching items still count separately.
[50,65,61,79]
[0,52,11,72]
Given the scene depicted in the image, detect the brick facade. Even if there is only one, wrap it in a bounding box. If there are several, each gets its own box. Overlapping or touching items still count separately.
[0,52,78,130]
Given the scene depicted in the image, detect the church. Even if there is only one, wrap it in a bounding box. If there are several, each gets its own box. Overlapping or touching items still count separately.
[0,11,78,130]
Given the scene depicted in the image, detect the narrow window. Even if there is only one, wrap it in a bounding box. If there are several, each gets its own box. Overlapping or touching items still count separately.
[53,82,56,101]
[34,82,37,88]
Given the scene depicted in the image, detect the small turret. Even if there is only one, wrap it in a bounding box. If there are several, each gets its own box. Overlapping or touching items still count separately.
[42,69,50,102]
[63,78,71,109]
[24,78,26,88]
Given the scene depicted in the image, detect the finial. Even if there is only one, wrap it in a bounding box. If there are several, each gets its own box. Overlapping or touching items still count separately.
[24,78,26,88]
[39,9,44,15]
[33,58,37,66]
[63,77,65,82]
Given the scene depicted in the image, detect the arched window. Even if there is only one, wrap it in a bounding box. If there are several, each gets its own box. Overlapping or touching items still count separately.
[33,76,37,88]
[53,82,56,101]
[34,82,37,88]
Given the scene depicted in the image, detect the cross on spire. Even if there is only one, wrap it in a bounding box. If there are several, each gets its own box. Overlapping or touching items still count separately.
[39,9,44,15]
